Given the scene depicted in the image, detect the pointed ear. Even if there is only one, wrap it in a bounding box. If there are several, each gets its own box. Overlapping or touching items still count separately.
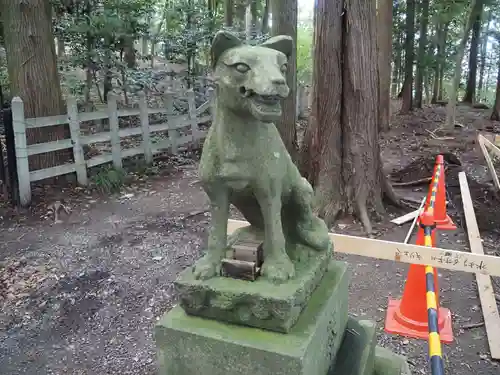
[261,35,293,59]
[211,31,242,68]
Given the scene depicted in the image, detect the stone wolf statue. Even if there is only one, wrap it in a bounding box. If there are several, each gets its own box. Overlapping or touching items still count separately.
[193,30,331,284]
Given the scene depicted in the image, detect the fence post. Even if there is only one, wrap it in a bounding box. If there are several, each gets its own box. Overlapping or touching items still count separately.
[11,97,31,207]
[186,89,200,143]
[107,93,122,170]
[163,91,178,154]
[67,96,88,185]
[139,91,152,164]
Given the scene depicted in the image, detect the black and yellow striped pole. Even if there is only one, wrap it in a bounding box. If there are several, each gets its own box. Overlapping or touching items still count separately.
[420,209,445,375]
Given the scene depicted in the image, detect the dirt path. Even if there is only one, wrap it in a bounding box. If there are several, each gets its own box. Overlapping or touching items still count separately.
[0,164,499,375]
[1,102,500,375]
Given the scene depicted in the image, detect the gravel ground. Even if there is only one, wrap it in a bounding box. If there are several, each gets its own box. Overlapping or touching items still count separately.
[3,98,500,375]
[0,164,499,375]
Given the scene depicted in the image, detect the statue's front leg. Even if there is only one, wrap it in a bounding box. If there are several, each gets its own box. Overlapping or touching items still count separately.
[255,185,295,283]
[193,185,229,280]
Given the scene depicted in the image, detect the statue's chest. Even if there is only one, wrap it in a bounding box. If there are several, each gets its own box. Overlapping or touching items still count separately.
[218,149,285,190]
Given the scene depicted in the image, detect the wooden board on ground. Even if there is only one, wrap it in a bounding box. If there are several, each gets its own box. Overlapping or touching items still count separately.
[226,220,500,277]
[477,134,500,191]
[390,209,419,225]
[458,171,500,360]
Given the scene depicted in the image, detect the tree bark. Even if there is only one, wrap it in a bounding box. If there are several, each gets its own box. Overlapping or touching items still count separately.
[400,0,415,113]
[445,0,477,129]
[477,10,492,102]
[301,0,399,233]
[262,0,270,34]
[414,0,429,108]
[431,20,445,103]
[225,0,234,27]
[437,24,448,101]
[377,0,393,131]
[271,0,298,160]
[1,0,69,171]
[463,0,484,104]
[492,58,500,121]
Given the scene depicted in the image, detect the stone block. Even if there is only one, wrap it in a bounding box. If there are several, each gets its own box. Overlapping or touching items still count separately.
[175,228,333,333]
[155,261,349,375]
[374,347,412,375]
[331,318,377,375]
[332,317,412,375]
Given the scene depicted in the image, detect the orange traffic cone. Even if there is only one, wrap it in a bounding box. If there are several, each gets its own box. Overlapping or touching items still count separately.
[426,155,456,230]
[384,211,454,343]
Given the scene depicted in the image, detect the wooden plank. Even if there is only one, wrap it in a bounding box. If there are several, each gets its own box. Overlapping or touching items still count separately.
[478,134,500,191]
[79,107,166,123]
[107,94,122,170]
[79,111,109,122]
[11,97,31,207]
[163,92,178,154]
[86,154,113,169]
[195,100,210,116]
[26,139,73,156]
[139,92,152,164]
[458,172,500,359]
[390,209,419,225]
[29,163,76,182]
[67,97,88,186]
[227,219,500,277]
[186,89,199,142]
[25,114,68,129]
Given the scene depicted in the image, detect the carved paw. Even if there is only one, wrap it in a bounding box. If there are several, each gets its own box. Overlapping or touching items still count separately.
[297,217,331,251]
[261,254,295,284]
[192,255,221,280]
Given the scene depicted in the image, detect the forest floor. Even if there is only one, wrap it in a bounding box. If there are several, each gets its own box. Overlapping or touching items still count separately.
[1,102,500,375]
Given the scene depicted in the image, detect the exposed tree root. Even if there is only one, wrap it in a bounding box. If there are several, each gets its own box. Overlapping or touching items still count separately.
[382,175,404,208]
[356,199,372,234]
[314,200,342,229]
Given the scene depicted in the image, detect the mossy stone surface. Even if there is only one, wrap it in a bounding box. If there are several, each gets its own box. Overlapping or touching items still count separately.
[175,230,333,333]
[155,261,349,375]
[374,347,412,375]
[332,318,377,375]
[331,317,412,375]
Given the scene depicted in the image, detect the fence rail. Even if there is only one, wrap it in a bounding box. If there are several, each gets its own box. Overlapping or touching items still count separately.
[12,89,213,207]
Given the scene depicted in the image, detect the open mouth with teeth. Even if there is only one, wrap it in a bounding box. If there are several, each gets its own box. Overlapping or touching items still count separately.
[240,87,283,119]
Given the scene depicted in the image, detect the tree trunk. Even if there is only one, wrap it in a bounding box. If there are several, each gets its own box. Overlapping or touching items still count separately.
[492,59,500,121]
[271,0,298,160]
[437,25,448,101]
[463,0,483,104]
[445,0,477,129]
[391,20,403,98]
[477,10,492,102]
[414,0,429,108]
[225,0,234,27]
[1,0,69,171]
[301,0,399,233]
[431,20,445,103]
[400,0,415,113]
[262,0,270,34]
[377,0,393,131]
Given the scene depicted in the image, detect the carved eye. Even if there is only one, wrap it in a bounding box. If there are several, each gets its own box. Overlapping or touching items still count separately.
[280,64,288,73]
[234,63,250,73]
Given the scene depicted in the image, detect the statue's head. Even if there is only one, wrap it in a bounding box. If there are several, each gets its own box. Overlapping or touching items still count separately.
[211,30,293,123]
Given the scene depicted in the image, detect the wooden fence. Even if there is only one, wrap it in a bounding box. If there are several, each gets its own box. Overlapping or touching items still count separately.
[12,89,213,207]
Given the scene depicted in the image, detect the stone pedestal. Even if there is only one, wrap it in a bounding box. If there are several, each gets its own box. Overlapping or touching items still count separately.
[156,261,349,375]
[154,261,412,375]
